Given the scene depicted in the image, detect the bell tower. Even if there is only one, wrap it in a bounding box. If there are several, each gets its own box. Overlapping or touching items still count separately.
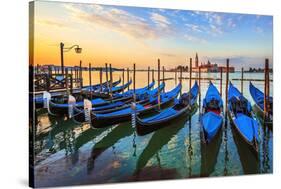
[195,53,199,67]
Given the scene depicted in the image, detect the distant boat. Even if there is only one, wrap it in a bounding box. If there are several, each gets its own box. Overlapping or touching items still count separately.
[201,82,223,144]
[135,81,199,135]
[228,82,259,156]
[249,82,273,124]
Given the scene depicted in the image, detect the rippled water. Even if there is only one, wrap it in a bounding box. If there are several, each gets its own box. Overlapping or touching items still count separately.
[33,71,273,187]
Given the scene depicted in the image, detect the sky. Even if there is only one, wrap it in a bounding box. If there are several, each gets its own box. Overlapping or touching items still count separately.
[32,1,273,69]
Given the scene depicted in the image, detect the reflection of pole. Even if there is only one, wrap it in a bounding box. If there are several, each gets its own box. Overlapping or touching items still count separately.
[223,125,229,176]
[60,42,64,75]
[188,117,193,177]
[133,131,137,157]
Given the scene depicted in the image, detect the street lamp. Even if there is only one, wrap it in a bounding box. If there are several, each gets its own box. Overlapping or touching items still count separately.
[60,42,82,75]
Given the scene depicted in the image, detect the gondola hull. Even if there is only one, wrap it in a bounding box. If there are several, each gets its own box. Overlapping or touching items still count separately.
[249,82,272,124]
[90,84,181,128]
[228,110,259,157]
[136,104,197,136]
[91,95,176,128]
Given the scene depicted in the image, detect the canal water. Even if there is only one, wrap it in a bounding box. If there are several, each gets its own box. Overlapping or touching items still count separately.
[34,71,273,187]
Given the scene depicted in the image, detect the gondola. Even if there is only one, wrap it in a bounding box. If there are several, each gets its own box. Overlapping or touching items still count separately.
[201,82,223,144]
[71,82,165,123]
[89,84,182,128]
[135,81,199,135]
[82,78,121,92]
[249,82,273,123]
[228,82,259,155]
[47,81,158,116]
[90,79,132,98]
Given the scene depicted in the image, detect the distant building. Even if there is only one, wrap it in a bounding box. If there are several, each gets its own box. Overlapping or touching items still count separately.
[192,53,235,73]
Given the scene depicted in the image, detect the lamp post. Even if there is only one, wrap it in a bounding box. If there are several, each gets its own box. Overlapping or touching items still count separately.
[60,42,82,75]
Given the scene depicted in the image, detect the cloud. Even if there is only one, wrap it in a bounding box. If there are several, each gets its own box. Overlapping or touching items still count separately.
[36,19,69,28]
[64,4,167,39]
[255,27,263,34]
[184,34,207,44]
[227,18,236,28]
[185,23,203,33]
[158,52,177,57]
[210,24,223,35]
[150,12,171,29]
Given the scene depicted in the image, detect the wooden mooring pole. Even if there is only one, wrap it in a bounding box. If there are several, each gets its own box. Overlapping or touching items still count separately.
[148,66,150,87]
[241,67,244,95]
[162,66,165,92]
[175,67,177,86]
[199,66,201,105]
[122,68,125,93]
[180,66,183,96]
[99,67,103,92]
[89,63,92,97]
[152,69,155,82]
[158,59,161,110]
[109,64,113,97]
[70,70,73,94]
[66,68,69,94]
[127,68,130,90]
[105,63,109,89]
[79,60,83,88]
[189,58,192,103]
[225,59,229,113]
[133,64,136,102]
[189,58,192,91]
[220,67,223,96]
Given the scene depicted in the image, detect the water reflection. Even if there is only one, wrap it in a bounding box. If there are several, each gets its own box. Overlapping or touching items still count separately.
[223,116,229,176]
[87,123,133,174]
[33,72,273,187]
[187,117,193,177]
[135,115,188,175]
[261,125,271,173]
[231,126,259,174]
[200,130,222,176]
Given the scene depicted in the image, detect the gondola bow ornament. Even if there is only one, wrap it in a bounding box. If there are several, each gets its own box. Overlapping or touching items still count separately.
[68,95,76,118]
[84,99,92,123]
